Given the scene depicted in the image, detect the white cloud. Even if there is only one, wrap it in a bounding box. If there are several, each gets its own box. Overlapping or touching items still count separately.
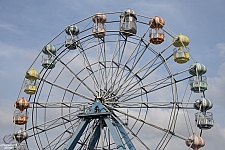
[0,102,15,144]
[215,43,225,57]
[207,42,225,107]
[0,23,22,35]
[0,41,39,63]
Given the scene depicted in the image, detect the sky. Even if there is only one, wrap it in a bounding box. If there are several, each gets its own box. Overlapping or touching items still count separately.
[0,0,225,150]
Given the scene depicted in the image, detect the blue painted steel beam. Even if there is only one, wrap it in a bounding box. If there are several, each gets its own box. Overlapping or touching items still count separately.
[64,101,129,150]
[104,117,126,150]
[88,124,101,149]
[64,118,90,150]
[113,118,136,150]
[89,100,106,113]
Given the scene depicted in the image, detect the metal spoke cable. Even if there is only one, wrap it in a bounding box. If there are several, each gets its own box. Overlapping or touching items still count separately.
[103,34,123,94]
[119,73,170,103]
[57,57,97,97]
[105,72,192,103]
[39,78,93,101]
[77,44,99,95]
[105,68,189,102]
[106,32,150,97]
[41,43,97,98]
[108,48,173,100]
[104,32,149,98]
[106,53,160,99]
[105,107,150,150]
[108,105,187,140]
[28,112,79,136]
[43,119,81,149]
[181,81,194,136]
[104,35,128,97]
[113,45,148,96]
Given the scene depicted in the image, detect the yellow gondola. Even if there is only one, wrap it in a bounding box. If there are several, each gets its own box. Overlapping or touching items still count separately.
[24,68,39,94]
[173,33,190,64]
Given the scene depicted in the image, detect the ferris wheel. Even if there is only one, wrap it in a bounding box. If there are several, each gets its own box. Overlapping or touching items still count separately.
[6,9,214,150]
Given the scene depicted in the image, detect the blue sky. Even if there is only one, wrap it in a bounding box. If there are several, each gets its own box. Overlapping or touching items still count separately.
[0,1,225,149]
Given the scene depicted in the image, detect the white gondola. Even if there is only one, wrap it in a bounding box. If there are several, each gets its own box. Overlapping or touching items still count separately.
[120,8,137,36]
[65,35,78,50]
[189,76,207,93]
[195,112,214,129]
[42,55,56,69]
[13,128,28,143]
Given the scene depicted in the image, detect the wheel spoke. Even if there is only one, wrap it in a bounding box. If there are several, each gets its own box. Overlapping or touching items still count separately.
[104,35,127,95]
[105,35,150,98]
[77,39,99,94]
[39,78,94,101]
[42,119,81,149]
[104,69,191,102]
[112,114,150,150]
[108,105,187,140]
[29,109,79,135]
[105,101,195,109]
[57,56,97,97]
